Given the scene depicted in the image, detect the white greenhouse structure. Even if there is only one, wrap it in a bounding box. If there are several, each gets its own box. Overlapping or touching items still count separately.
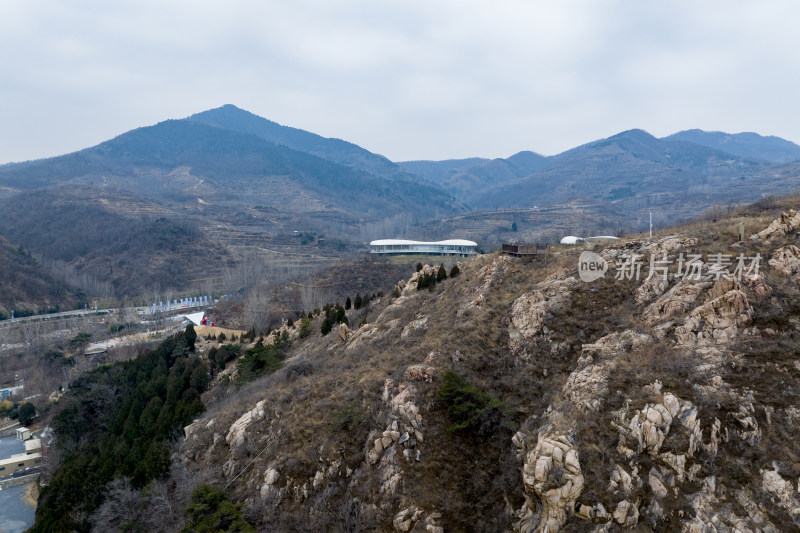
[369,239,478,256]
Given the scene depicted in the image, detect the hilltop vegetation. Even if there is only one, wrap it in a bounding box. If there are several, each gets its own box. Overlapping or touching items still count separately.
[171,195,799,531]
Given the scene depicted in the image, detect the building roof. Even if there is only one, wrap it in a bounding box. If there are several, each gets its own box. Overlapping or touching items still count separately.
[183,311,205,326]
[0,452,42,467]
[370,239,477,247]
[585,235,620,242]
[560,236,585,244]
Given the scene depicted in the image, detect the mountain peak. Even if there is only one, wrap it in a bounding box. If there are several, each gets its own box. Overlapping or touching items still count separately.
[609,128,658,142]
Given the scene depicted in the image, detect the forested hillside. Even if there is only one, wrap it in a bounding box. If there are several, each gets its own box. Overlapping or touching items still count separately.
[33,326,208,532]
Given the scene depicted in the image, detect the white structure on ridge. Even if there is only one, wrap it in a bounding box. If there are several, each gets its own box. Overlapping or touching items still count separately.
[369,239,478,256]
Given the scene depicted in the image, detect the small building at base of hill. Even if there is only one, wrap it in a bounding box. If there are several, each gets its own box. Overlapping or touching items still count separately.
[0,452,42,477]
[369,239,478,256]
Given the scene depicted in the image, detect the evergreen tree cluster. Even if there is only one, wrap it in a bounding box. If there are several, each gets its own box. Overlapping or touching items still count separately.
[33,326,209,532]
[207,343,241,374]
[320,302,347,335]
[235,333,289,382]
[417,264,449,291]
[182,484,253,532]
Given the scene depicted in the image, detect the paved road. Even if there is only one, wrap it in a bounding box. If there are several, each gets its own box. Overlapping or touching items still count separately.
[0,308,114,329]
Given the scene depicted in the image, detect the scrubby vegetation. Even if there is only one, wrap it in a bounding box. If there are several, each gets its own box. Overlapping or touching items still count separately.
[438,370,513,437]
[236,334,289,382]
[182,485,253,532]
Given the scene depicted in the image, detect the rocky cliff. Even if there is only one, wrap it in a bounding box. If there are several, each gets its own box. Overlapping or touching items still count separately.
[180,206,800,531]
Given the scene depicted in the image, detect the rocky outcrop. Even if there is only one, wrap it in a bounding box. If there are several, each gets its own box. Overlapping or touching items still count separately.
[674,277,753,346]
[644,275,713,326]
[636,237,700,304]
[365,380,425,495]
[338,322,351,341]
[458,255,511,316]
[402,264,439,296]
[564,330,650,411]
[685,476,781,532]
[761,463,800,524]
[392,507,443,532]
[518,434,584,533]
[226,400,268,449]
[751,209,800,241]
[509,277,579,360]
[769,244,800,280]
[404,363,436,383]
[401,315,428,338]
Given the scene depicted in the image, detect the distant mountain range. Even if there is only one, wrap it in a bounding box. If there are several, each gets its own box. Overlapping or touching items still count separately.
[664,129,800,163]
[400,128,800,221]
[2,106,800,300]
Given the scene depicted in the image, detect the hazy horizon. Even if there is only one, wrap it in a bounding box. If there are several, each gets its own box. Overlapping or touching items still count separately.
[2,1,800,164]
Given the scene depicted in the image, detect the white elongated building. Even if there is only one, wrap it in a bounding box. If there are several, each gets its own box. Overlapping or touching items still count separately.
[369,239,478,256]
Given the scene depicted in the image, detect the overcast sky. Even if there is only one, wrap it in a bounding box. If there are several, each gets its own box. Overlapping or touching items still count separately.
[2,0,799,164]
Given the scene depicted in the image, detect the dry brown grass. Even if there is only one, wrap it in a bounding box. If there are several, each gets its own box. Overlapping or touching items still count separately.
[184,192,800,530]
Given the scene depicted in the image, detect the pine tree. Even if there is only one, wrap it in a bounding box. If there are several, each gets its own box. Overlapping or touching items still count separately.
[354,293,363,310]
[184,324,197,351]
[345,297,351,310]
[321,317,332,336]
[437,264,448,282]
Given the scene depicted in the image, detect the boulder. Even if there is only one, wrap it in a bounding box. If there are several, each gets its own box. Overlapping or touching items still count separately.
[404,364,436,383]
[519,434,585,532]
[612,499,639,528]
[264,467,279,486]
[338,323,351,341]
[225,400,268,449]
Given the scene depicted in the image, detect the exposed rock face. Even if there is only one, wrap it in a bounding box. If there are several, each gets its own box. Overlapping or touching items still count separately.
[564,330,650,411]
[518,434,584,533]
[751,209,800,241]
[636,236,699,304]
[644,275,713,326]
[402,264,438,295]
[401,315,428,338]
[392,507,443,533]
[509,277,579,359]
[404,363,436,383]
[365,379,425,497]
[769,244,800,280]
[458,255,511,316]
[674,277,753,346]
[761,463,800,523]
[226,400,268,449]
